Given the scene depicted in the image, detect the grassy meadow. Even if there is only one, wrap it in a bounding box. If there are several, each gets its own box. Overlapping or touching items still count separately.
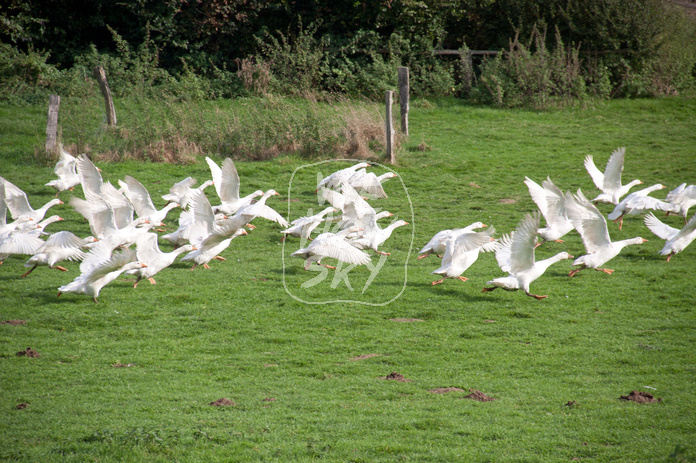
[1,96,696,462]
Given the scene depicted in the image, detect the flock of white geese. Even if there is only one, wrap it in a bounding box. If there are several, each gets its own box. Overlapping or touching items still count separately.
[1,147,695,302]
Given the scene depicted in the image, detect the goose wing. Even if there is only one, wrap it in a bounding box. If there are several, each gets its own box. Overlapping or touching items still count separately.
[0,176,32,220]
[123,175,157,218]
[310,233,372,265]
[445,227,496,267]
[218,157,241,202]
[565,189,612,253]
[76,154,103,199]
[102,181,134,228]
[524,177,549,218]
[602,147,626,192]
[509,213,539,274]
[583,155,605,190]
[643,212,678,240]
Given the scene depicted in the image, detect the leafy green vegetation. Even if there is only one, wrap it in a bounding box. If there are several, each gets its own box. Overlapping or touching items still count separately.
[1,97,695,461]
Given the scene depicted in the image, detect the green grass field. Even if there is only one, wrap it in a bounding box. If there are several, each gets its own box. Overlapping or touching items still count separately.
[1,97,695,462]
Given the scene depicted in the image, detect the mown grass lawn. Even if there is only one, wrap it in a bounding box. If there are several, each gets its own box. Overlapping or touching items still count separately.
[1,96,695,462]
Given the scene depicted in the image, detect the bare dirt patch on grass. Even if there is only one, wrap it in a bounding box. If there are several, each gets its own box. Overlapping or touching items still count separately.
[16,348,40,358]
[378,372,412,382]
[209,398,236,406]
[390,318,424,322]
[1,320,26,325]
[619,390,662,404]
[463,389,496,402]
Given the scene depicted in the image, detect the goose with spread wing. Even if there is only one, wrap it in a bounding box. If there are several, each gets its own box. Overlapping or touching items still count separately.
[57,245,146,303]
[565,189,647,277]
[21,231,97,277]
[162,177,214,209]
[584,147,642,205]
[524,176,574,245]
[607,183,678,230]
[45,146,80,195]
[291,225,371,270]
[644,212,696,262]
[205,156,264,215]
[316,162,371,191]
[665,183,696,224]
[346,169,397,199]
[482,212,573,299]
[127,232,197,286]
[75,154,104,199]
[430,226,496,285]
[119,175,179,228]
[1,176,63,223]
[281,207,337,241]
[418,222,488,259]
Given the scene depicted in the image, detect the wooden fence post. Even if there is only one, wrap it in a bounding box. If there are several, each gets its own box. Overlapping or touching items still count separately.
[398,66,409,136]
[94,66,117,126]
[385,90,395,164]
[45,94,60,154]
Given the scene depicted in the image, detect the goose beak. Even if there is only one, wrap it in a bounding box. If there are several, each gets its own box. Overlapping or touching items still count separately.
[481,223,488,227]
[641,238,648,243]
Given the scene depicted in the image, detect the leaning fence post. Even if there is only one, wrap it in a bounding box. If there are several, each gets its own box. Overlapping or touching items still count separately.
[398,66,409,136]
[385,90,395,164]
[45,94,60,154]
[94,66,117,126]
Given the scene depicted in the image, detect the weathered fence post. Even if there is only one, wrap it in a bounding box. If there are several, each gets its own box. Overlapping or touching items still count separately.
[385,90,395,164]
[398,66,409,136]
[94,66,117,126]
[45,94,60,154]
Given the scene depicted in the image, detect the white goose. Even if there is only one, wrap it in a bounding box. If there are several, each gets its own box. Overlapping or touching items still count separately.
[57,245,146,303]
[234,189,289,228]
[565,189,647,277]
[291,226,371,270]
[162,177,214,209]
[418,222,488,259]
[205,156,264,214]
[316,162,371,191]
[607,184,678,230]
[0,228,45,264]
[0,176,64,222]
[482,212,573,299]
[430,227,497,285]
[584,147,643,205]
[665,183,696,224]
[281,207,336,241]
[524,176,574,245]
[346,169,397,199]
[45,146,80,195]
[23,215,64,237]
[120,175,179,228]
[181,190,249,269]
[76,154,104,199]
[128,232,197,286]
[21,231,96,277]
[644,212,696,262]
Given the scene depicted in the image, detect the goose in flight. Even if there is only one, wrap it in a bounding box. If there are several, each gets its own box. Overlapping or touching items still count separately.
[430,226,496,285]
[128,232,197,286]
[57,245,146,303]
[584,147,642,205]
[0,176,64,223]
[162,177,214,209]
[119,175,179,228]
[21,231,96,277]
[418,222,488,259]
[281,207,337,241]
[45,146,80,195]
[234,189,289,229]
[316,162,371,191]
[643,212,696,262]
[75,154,104,199]
[346,169,397,199]
[524,176,574,245]
[482,212,573,299]
[205,156,264,215]
[291,226,371,270]
[607,184,678,230]
[664,183,696,224]
[564,189,647,277]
